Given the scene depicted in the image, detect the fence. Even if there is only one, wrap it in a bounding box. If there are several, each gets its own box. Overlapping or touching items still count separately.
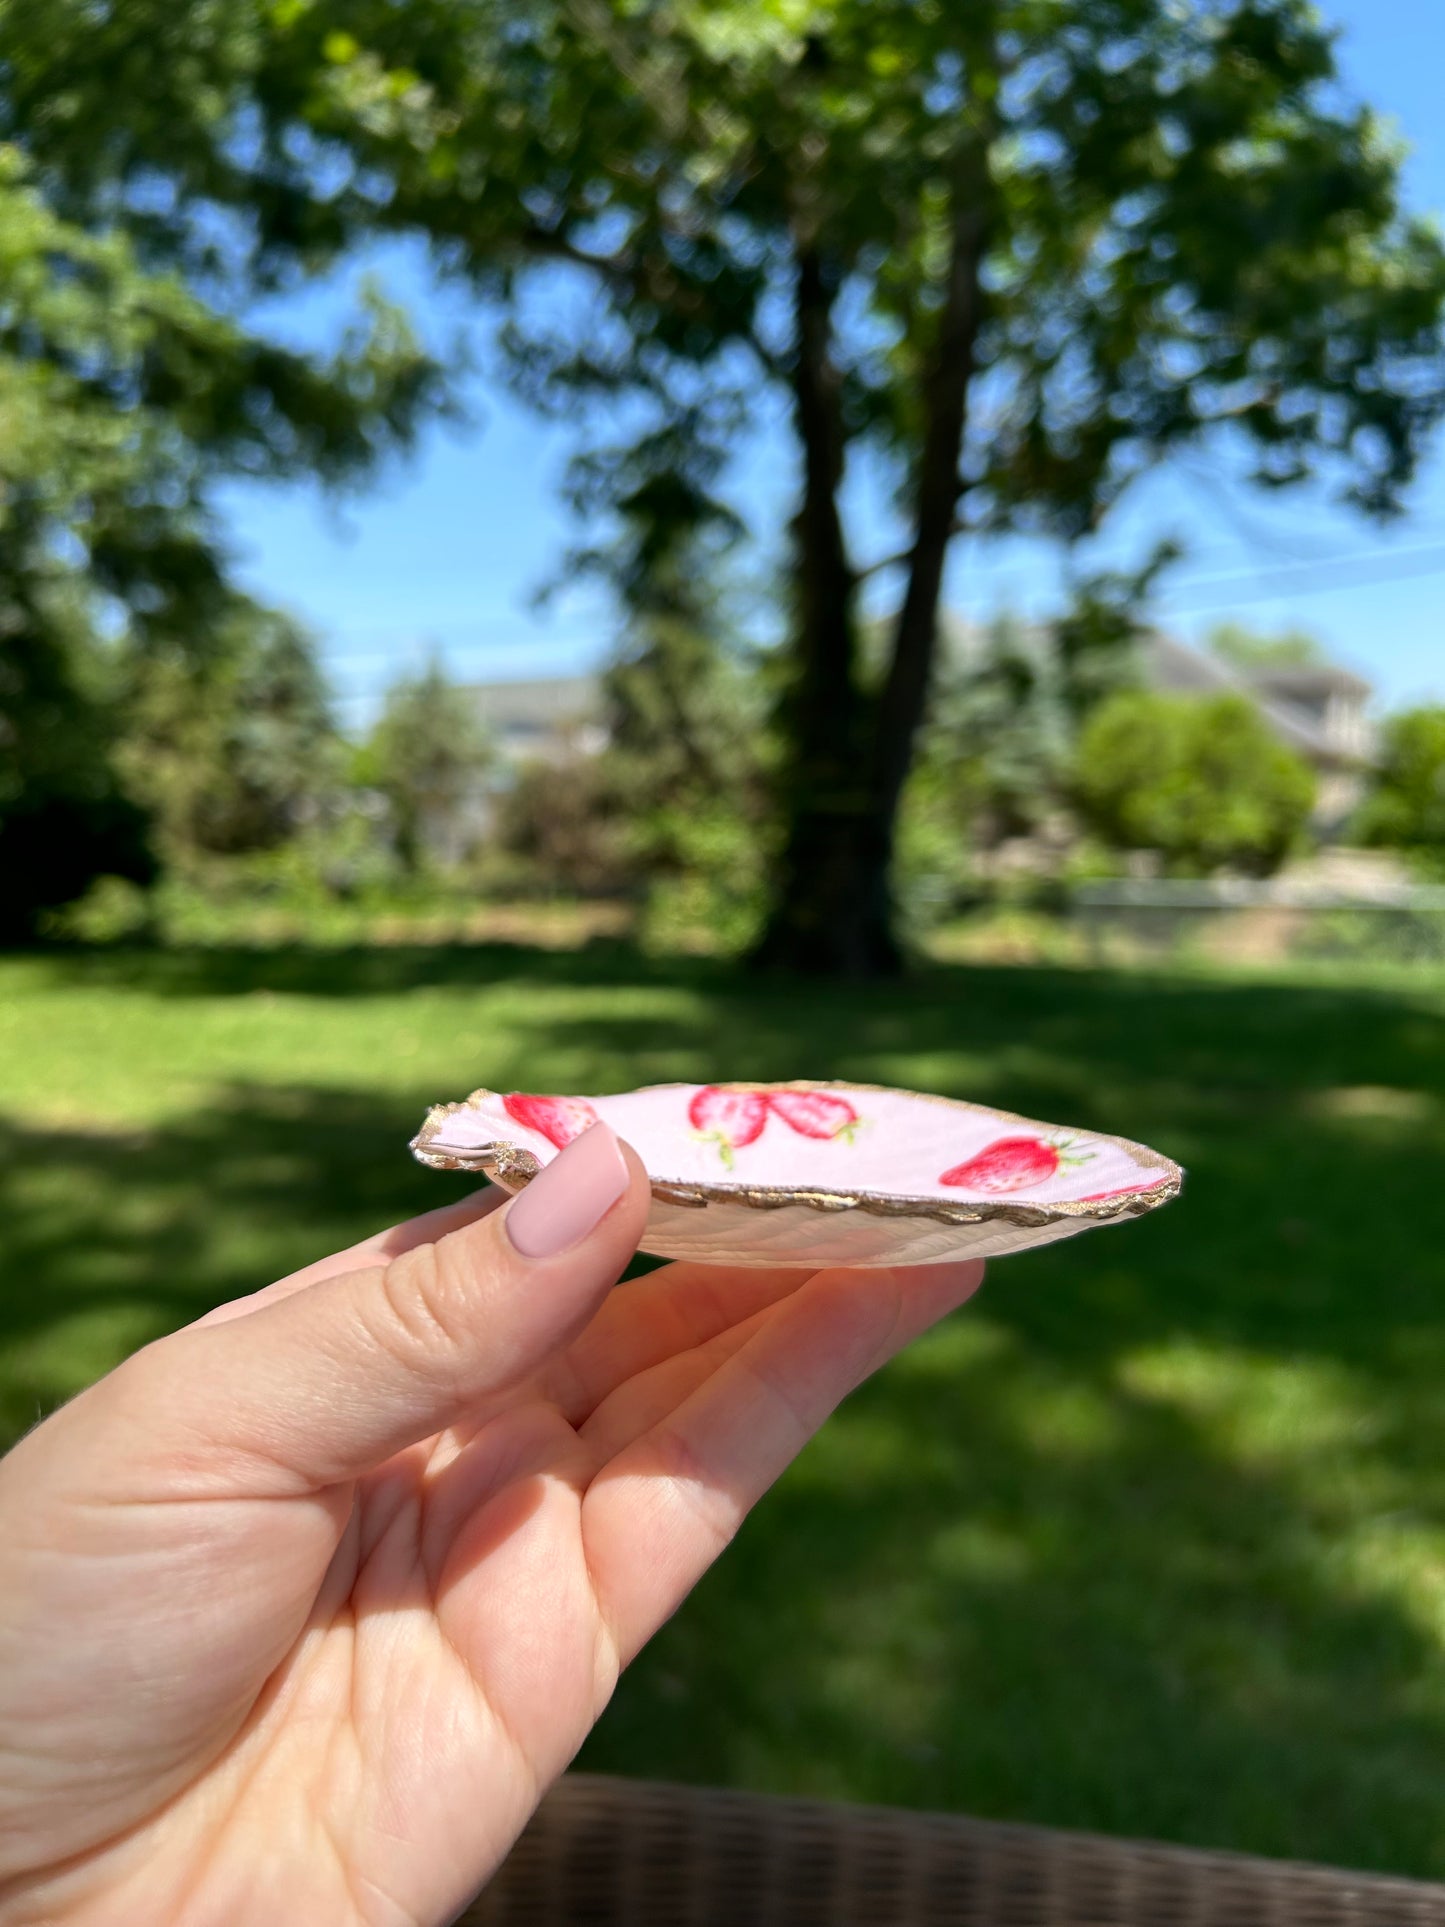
[1070,878,1445,967]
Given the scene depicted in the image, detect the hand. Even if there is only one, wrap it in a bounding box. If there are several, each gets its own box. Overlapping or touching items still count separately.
[0,1125,983,1927]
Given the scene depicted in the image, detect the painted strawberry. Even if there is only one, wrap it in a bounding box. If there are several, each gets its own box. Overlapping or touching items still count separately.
[939,1134,1094,1194]
[688,1086,770,1167]
[768,1088,861,1143]
[503,1092,599,1149]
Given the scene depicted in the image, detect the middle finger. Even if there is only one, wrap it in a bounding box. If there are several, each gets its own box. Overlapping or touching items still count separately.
[550,1261,817,1423]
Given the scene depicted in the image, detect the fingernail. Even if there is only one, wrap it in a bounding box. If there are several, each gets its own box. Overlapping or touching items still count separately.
[505,1122,630,1259]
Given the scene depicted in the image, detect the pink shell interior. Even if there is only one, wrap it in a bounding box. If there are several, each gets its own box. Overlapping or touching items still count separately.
[420,1083,1174,1207]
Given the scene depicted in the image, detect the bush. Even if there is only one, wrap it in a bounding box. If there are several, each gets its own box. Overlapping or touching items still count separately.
[1075,691,1316,876]
[633,804,771,956]
[894,756,985,936]
[1356,706,1445,874]
[489,752,633,898]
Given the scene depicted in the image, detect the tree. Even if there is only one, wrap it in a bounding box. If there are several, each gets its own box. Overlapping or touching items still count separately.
[0,618,154,944]
[497,500,774,916]
[583,452,775,916]
[121,604,342,864]
[362,661,492,870]
[0,136,440,936]
[916,550,1166,855]
[1076,690,1315,875]
[922,614,1071,852]
[1356,707,1445,872]
[6,1,1444,969]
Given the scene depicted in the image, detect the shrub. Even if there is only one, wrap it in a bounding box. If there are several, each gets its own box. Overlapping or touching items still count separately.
[1356,707,1445,875]
[1075,691,1316,876]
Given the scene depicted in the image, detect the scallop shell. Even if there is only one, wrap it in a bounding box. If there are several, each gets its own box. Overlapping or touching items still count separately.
[411,1081,1182,1268]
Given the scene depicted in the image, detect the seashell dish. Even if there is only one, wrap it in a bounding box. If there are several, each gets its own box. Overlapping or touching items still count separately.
[410,1082,1182,1268]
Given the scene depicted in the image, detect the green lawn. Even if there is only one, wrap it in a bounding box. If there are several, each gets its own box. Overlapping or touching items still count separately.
[3,941,1445,1874]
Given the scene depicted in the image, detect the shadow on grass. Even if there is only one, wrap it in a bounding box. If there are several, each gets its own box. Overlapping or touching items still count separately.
[0,1083,441,1435]
[3,935,673,1000]
[3,943,1445,1872]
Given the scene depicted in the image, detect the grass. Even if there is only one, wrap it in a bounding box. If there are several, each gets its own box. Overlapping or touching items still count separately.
[3,939,1445,1875]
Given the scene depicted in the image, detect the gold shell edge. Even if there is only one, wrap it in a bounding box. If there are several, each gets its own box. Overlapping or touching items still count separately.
[409,1087,1184,1232]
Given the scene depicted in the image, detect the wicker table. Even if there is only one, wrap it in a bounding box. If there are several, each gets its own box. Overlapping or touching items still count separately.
[464,1773,1445,1926]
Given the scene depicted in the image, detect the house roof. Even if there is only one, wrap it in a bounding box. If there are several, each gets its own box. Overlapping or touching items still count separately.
[1249,663,1374,700]
[1143,636,1371,767]
[940,622,1374,767]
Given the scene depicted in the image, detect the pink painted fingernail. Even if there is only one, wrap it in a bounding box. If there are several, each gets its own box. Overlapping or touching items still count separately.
[505,1121,630,1258]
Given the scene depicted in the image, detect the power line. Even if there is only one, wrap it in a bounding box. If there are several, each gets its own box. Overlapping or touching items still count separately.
[1157,542,1445,610]
[951,535,1445,608]
[317,628,603,666]
[308,540,1445,675]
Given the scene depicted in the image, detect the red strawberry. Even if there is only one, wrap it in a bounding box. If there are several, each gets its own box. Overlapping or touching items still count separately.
[688,1086,770,1167]
[768,1088,860,1142]
[503,1092,599,1149]
[939,1134,1094,1194]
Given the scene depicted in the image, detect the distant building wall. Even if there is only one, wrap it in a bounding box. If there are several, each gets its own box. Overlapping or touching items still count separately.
[453,674,607,842]
[462,675,607,765]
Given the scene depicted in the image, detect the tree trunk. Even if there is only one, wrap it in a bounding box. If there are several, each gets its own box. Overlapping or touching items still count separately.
[752,244,894,978]
[862,156,991,934]
[753,156,991,979]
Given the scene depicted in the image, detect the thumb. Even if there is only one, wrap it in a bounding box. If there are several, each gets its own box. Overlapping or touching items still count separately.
[111,1124,649,1494]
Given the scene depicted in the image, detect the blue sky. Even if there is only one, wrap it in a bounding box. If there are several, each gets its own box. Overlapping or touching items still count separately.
[220,0,1445,728]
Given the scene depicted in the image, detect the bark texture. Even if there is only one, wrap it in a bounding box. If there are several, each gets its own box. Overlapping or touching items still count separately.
[754,149,991,978]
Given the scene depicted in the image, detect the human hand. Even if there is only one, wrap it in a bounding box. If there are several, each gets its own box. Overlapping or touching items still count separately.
[0,1124,983,1926]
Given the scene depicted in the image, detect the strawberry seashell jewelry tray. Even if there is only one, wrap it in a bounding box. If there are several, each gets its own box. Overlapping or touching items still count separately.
[411,1082,1182,1268]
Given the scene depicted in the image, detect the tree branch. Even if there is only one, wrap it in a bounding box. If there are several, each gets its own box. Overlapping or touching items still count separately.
[857,517,970,582]
[740,326,787,385]
[520,225,634,288]
[519,224,784,386]
[563,0,697,147]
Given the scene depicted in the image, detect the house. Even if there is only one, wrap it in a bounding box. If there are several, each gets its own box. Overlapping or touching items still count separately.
[1144,635,1375,828]
[460,626,1375,831]
[464,675,608,764]
[444,674,608,847]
